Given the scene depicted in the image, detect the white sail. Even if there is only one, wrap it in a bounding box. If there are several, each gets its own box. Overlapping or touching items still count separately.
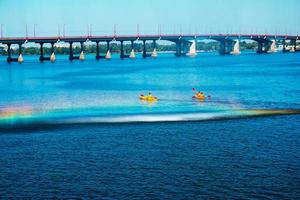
[79,51,85,60]
[105,50,111,59]
[231,40,240,55]
[268,40,277,53]
[151,48,157,58]
[129,49,136,59]
[50,52,56,62]
[18,54,24,63]
[188,40,197,56]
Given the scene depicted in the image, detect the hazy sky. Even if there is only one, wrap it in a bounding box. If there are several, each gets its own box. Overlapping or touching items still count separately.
[0,0,299,36]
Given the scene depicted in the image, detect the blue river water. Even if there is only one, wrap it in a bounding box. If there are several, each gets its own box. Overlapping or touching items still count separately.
[0,52,300,199]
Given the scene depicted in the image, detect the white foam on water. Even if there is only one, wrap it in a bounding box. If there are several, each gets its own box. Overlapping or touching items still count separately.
[1,107,299,129]
[60,112,238,124]
[49,109,300,125]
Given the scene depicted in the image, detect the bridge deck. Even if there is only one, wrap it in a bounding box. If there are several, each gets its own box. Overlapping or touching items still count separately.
[0,34,299,44]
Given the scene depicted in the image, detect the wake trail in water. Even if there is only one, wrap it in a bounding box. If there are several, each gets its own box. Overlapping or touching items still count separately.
[0,108,299,132]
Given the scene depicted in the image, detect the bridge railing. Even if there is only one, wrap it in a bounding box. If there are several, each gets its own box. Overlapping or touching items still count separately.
[0,34,299,42]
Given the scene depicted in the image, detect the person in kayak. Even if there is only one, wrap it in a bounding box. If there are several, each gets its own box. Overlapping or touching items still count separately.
[192,88,206,100]
[196,92,205,98]
[139,94,146,100]
[139,93,158,101]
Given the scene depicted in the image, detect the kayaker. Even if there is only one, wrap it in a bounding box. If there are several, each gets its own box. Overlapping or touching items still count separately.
[139,94,147,100]
[139,93,158,101]
[196,91,204,97]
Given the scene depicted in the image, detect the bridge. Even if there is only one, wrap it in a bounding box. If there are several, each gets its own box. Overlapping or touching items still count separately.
[0,33,299,63]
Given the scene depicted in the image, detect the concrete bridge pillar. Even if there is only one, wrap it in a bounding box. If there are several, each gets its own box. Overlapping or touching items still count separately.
[39,43,44,61]
[182,41,190,55]
[151,40,157,58]
[6,43,12,63]
[142,40,147,58]
[255,39,272,54]
[96,41,100,59]
[219,40,227,55]
[107,41,110,52]
[120,41,125,58]
[69,42,74,60]
[175,40,189,56]
[175,40,182,57]
[219,39,234,55]
[142,40,151,58]
[131,40,134,50]
[129,40,135,59]
[257,41,263,53]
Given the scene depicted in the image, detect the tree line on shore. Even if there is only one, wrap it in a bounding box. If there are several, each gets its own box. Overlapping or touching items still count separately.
[0,41,257,55]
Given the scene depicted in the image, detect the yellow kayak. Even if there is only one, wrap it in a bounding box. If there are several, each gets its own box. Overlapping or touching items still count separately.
[139,95,158,102]
[193,94,206,101]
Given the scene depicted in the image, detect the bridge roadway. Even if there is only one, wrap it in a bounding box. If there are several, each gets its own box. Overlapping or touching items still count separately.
[0,34,299,62]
